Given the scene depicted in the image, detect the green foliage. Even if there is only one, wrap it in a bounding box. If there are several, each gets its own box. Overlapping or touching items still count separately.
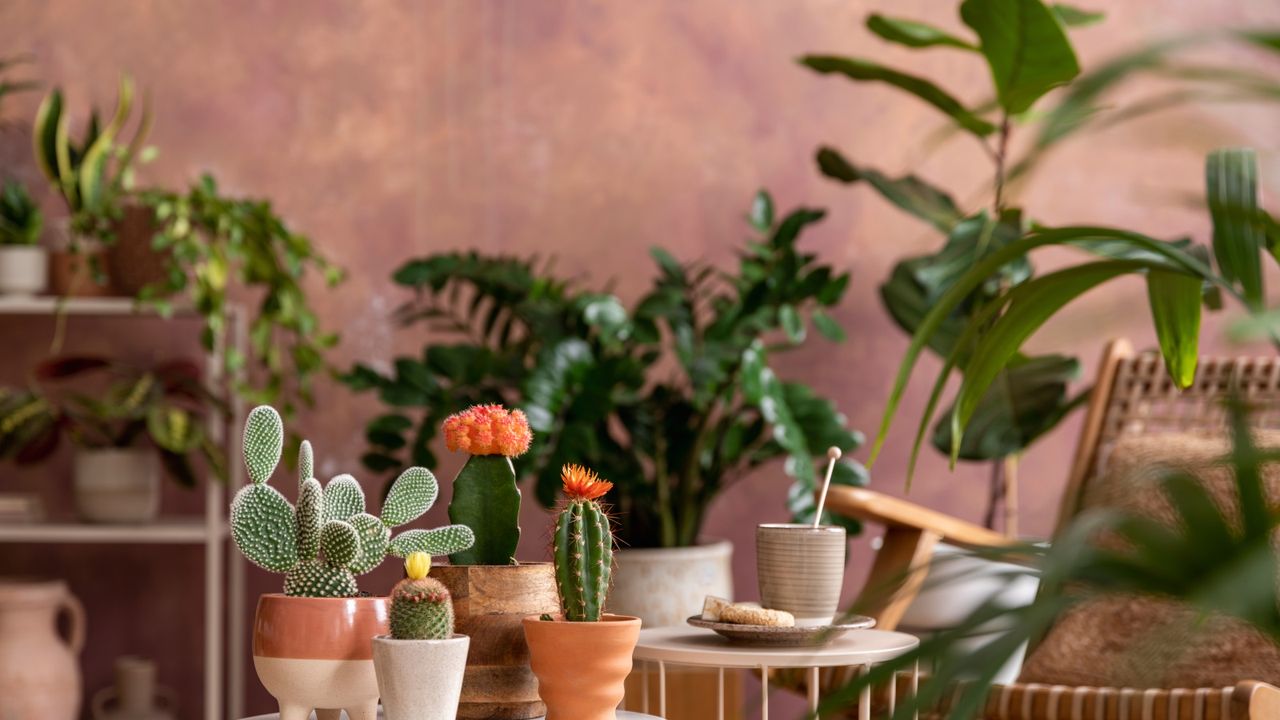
[32,74,153,244]
[390,577,455,640]
[805,1,1280,491]
[228,405,476,597]
[0,181,43,246]
[138,174,343,423]
[447,455,521,565]
[0,56,37,118]
[0,355,226,487]
[341,191,867,548]
[553,499,614,622]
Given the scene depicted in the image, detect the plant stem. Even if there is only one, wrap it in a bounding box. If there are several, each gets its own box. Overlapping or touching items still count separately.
[993,116,1012,216]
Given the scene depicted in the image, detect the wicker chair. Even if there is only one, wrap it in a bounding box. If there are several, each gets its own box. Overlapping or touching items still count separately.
[805,339,1280,719]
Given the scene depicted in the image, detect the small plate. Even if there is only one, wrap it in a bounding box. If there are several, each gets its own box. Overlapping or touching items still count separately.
[685,614,876,647]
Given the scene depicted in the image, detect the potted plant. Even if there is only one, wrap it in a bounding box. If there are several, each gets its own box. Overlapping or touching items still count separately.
[372,551,470,720]
[32,74,152,297]
[428,404,559,719]
[0,355,225,522]
[0,179,46,297]
[342,191,867,628]
[231,405,475,720]
[523,464,640,720]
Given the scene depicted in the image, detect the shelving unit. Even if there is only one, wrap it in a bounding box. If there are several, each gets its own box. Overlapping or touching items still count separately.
[0,296,247,720]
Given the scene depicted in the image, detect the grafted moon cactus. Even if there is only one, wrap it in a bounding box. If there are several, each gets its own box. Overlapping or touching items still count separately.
[442,404,533,565]
[230,405,476,597]
[552,464,616,622]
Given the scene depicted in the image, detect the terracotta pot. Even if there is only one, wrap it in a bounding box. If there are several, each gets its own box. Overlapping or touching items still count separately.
[106,205,169,296]
[252,594,388,720]
[73,448,161,524]
[0,579,86,720]
[429,564,558,719]
[373,634,470,720]
[49,249,113,297]
[0,246,49,297]
[522,614,641,720]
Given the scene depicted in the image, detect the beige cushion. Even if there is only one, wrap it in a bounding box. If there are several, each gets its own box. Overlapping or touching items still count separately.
[1019,432,1280,688]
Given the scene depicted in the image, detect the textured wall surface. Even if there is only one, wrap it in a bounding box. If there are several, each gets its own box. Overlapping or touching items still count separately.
[1,1,1278,717]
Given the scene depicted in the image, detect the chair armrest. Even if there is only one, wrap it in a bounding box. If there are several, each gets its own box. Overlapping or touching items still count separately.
[824,485,1013,549]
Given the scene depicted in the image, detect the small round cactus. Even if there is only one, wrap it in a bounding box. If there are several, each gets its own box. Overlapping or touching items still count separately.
[389,552,455,640]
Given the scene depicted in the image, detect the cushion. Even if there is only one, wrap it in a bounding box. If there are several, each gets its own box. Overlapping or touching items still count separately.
[1018,432,1280,688]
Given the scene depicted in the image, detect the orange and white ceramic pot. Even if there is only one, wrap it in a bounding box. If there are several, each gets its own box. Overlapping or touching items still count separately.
[522,614,641,720]
[253,594,389,720]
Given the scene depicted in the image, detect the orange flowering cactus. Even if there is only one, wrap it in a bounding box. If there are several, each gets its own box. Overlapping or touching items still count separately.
[442,403,532,457]
[552,463,615,621]
[443,403,532,565]
[560,463,613,501]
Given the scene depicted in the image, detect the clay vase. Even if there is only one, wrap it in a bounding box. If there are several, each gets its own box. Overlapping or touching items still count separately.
[252,594,388,720]
[49,249,113,297]
[0,579,86,720]
[105,204,169,296]
[91,656,177,720]
[372,634,470,720]
[430,564,558,719]
[522,614,641,720]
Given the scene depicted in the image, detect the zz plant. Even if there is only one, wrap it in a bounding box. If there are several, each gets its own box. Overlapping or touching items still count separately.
[231,405,475,597]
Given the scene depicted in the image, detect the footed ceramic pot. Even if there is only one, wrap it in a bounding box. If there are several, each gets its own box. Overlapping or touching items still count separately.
[373,634,470,720]
[252,594,388,720]
[522,614,641,720]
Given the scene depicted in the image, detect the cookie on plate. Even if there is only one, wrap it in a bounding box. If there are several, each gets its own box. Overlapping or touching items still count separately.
[721,604,795,627]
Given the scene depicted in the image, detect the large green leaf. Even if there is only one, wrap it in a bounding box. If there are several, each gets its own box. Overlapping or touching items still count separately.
[865,14,978,51]
[1051,3,1104,27]
[1206,148,1265,309]
[960,0,1081,114]
[1146,269,1202,389]
[816,147,963,233]
[741,342,814,484]
[800,56,997,136]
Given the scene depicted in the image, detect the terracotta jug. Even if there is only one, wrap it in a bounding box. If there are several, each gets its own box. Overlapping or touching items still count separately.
[92,656,177,720]
[0,579,86,720]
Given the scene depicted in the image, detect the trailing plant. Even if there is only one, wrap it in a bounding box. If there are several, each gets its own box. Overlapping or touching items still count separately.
[139,174,344,420]
[804,0,1280,517]
[550,464,615,622]
[0,180,42,246]
[441,403,533,565]
[389,552,455,640]
[0,355,225,487]
[230,405,476,597]
[33,74,153,245]
[342,190,868,549]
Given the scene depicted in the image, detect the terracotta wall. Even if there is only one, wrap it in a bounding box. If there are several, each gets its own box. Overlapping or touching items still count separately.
[2,1,1278,718]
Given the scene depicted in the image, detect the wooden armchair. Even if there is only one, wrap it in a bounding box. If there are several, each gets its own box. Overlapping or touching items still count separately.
[802,340,1280,719]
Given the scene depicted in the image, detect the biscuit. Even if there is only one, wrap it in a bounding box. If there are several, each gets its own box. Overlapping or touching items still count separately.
[721,604,795,627]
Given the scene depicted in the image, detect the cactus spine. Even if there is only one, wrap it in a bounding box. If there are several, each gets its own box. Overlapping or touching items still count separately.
[551,464,615,622]
[229,405,477,597]
[389,552,455,640]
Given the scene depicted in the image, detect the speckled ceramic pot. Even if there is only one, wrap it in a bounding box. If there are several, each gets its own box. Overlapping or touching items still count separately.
[523,614,641,720]
[606,540,732,627]
[252,594,388,720]
[373,634,470,720]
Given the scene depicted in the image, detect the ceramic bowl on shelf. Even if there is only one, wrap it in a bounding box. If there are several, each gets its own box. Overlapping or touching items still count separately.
[685,614,875,647]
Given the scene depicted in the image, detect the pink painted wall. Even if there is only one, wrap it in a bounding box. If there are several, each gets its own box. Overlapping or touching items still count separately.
[1,1,1278,718]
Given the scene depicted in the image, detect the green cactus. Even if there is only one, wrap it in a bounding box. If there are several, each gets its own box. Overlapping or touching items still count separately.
[389,553,455,640]
[553,497,614,622]
[448,455,521,565]
[229,405,477,597]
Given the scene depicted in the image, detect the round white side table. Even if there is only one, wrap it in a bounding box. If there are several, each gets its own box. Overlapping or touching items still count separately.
[631,627,919,720]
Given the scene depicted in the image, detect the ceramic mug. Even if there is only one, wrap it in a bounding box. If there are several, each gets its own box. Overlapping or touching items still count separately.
[756,523,846,627]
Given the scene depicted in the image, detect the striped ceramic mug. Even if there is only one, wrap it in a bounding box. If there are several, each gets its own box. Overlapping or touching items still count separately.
[756,523,846,627]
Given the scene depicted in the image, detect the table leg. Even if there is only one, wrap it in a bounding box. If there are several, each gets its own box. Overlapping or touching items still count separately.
[809,666,820,713]
[717,666,725,720]
[912,661,920,720]
[888,664,897,717]
[859,665,870,720]
[658,660,667,718]
[641,660,650,714]
[761,665,769,720]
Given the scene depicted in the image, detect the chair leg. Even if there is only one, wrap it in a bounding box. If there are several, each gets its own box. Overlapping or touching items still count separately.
[855,526,941,631]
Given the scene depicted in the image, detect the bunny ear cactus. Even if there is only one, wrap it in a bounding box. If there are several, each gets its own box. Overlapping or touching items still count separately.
[442,404,533,565]
[552,464,616,622]
[230,404,477,597]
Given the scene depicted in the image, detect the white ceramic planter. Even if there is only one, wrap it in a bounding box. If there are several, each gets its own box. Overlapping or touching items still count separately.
[372,634,470,720]
[73,449,160,524]
[0,246,48,297]
[898,543,1041,682]
[606,539,732,627]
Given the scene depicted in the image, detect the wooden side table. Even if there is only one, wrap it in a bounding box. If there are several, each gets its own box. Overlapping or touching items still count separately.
[631,627,920,720]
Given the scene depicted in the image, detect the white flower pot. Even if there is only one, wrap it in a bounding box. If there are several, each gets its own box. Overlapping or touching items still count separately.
[372,634,470,720]
[606,539,733,627]
[0,246,48,297]
[73,448,161,524]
